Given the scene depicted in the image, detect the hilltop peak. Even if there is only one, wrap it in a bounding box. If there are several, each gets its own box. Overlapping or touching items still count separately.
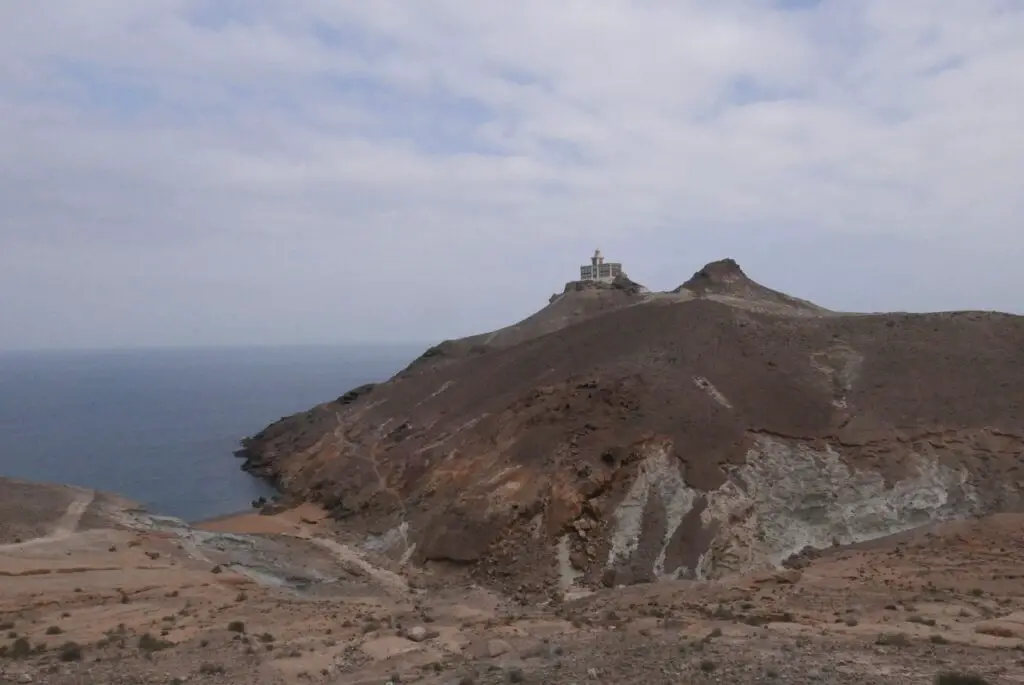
[675,258,750,294]
[671,258,827,315]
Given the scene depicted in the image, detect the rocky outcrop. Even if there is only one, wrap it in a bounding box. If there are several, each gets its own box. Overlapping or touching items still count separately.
[236,259,1024,596]
[671,259,831,316]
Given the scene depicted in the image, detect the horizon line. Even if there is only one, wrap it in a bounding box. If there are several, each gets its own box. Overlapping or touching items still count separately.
[0,341,435,355]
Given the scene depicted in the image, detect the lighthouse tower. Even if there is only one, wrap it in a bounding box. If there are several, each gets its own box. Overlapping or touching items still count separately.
[579,249,622,282]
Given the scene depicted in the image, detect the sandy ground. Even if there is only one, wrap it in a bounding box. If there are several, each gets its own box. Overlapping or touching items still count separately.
[1,479,1023,684]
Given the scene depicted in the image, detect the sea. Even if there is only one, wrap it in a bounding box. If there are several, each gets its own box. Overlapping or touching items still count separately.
[0,344,423,522]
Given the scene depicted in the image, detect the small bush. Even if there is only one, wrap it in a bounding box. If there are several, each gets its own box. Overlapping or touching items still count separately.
[909,615,937,627]
[0,621,13,631]
[876,632,911,647]
[58,642,83,662]
[198,662,226,675]
[713,605,735,620]
[227,620,245,633]
[969,588,984,597]
[930,634,951,645]
[45,625,63,635]
[700,659,717,673]
[108,623,126,637]
[138,633,174,652]
[8,637,32,659]
[935,673,991,685]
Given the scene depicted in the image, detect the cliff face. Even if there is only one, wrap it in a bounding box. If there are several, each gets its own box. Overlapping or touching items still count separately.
[236,261,1024,595]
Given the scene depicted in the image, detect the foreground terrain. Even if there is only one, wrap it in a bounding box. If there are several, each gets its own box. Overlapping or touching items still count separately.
[1,478,1022,684]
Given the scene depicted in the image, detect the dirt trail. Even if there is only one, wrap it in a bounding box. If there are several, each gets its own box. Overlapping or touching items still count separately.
[333,412,413,561]
[295,523,410,596]
[0,488,94,551]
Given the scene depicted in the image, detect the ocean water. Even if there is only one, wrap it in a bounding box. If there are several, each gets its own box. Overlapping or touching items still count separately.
[0,345,422,522]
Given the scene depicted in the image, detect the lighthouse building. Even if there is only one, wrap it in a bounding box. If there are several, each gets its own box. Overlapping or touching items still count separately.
[579,249,623,282]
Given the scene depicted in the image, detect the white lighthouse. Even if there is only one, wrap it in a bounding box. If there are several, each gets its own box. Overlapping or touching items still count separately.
[579,248,623,282]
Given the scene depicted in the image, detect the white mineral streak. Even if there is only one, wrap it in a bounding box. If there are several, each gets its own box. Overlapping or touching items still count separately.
[692,376,733,409]
[606,444,697,579]
[557,534,589,599]
[606,435,980,581]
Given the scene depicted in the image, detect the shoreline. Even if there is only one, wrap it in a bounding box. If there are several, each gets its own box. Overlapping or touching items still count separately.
[191,501,329,536]
[187,506,256,527]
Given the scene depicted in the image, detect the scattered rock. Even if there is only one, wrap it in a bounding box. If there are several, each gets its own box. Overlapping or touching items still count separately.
[403,626,434,643]
[487,639,512,658]
[258,502,286,516]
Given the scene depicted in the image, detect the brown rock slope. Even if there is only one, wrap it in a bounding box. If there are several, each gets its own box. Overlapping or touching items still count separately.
[236,259,1024,595]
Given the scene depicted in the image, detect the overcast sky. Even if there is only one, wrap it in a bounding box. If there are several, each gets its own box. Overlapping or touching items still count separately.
[1,1,1022,350]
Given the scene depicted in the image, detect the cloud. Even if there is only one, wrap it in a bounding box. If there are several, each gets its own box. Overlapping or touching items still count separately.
[1,1,1022,349]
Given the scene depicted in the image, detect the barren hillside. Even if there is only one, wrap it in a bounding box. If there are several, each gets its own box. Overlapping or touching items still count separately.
[236,259,1024,598]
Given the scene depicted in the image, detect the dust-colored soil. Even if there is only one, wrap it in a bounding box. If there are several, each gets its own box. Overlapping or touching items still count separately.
[1,479,1022,684]
[195,503,328,536]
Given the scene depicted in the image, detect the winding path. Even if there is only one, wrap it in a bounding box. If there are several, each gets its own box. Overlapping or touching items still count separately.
[0,489,94,552]
[333,412,413,561]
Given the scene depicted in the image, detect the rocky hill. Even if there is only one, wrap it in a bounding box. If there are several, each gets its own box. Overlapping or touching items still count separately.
[236,259,1024,598]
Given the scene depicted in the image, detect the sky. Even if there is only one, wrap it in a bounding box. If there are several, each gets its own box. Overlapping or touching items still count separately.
[1,1,1022,350]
